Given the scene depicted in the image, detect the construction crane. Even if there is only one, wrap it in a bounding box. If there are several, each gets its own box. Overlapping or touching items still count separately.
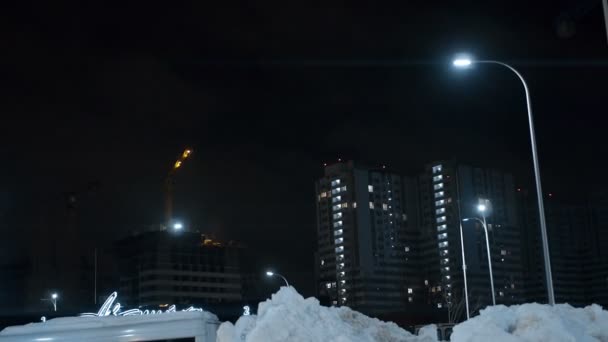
[164,148,193,228]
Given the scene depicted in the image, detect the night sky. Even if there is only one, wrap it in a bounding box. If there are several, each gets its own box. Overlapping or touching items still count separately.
[2,1,608,295]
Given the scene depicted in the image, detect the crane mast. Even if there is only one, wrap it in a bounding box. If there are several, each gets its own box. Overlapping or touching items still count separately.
[164,148,192,228]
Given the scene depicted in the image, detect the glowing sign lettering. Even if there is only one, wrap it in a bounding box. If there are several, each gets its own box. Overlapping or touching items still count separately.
[81,292,203,317]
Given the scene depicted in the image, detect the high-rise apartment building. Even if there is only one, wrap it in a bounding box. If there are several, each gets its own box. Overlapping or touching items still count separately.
[417,161,524,313]
[518,191,608,307]
[314,161,420,315]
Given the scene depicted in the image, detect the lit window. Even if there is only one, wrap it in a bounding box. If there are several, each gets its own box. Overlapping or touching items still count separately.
[337,254,344,261]
[369,202,375,209]
[408,297,413,302]
[501,250,507,255]
[321,259,325,266]
[404,246,410,252]
[331,179,341,187]
[339,271,345,277]
[341,186,347,192]
[333,221,343,228]
[368,185,374,192]
[432,165,442,174]
[444,266,450,271]
[499,291,504,297]
[433,175,443,182]
[442,257,449,264]
[332,196,342,203]
[321,192,328,198]
[336,246,344,253]
[332,301,337,305]
[434,191,445,199]
[326,283,331,289]
[435,199,445,207]
[437,216,446,223]
[331,188,339,195]
[436,208,446,215]
[440,250,449,256]
[437,285,442,291]
[438,241,448,248]
[352,202,357,208]
[437,224,447,232]
[333,212,342,219]
[433,183,444,190]
[445,275,451,280]
[438,232,448,240]
[437,303,443,308]
[339,262,345,268]
[340,288,346,293]
[340,280,346,285]
[382,203,388,211]
[402,214,407,220]
[332,204,341,211]
[335,229,343,236]
[424,279,429,286]
[335,237,343,244]
[408,288,413,294]
[341,203,348,208]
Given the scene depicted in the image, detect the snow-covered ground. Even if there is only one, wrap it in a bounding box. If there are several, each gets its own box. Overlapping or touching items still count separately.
[219,286,608,342]
[451,303,608,342]
[217,286,438,342]
[3,286,607,341]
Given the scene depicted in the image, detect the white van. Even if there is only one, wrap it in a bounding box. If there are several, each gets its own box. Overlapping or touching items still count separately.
[0,311,220,342]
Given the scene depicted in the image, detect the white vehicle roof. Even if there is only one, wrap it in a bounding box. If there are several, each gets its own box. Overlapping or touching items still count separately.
[0,311,219,342]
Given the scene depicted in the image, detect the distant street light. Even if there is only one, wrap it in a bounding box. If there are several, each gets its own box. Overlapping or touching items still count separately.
[173,222,183,230]
[41,293,59,312]
[453,56,555,305]
[265,271,289,287]
[463,201,496,306]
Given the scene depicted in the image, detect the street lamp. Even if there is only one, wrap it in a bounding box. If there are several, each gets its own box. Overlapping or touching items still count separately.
[463,213,495,306]
[172,222,183,230]
[49,293,58,312]
[453,57,555,305]
[265,271,289,287]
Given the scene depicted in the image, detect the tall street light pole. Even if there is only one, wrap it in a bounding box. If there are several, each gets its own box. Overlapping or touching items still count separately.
[463,215,495,306]
[453,58,555,305]
[455,173,470,319]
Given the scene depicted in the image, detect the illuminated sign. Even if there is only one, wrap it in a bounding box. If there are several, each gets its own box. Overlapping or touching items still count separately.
[81,292,203,317]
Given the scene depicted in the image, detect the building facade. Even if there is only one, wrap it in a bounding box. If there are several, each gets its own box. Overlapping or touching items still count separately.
[417,161,524,316]
[518,191,608,307]
[315,161,421,315]
[116,230,243,308]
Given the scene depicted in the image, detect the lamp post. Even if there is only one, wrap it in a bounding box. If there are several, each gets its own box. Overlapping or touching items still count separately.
[51,293,58,312]
[463,213,496,306]
[265,271,289,287]
[453,57,555,305]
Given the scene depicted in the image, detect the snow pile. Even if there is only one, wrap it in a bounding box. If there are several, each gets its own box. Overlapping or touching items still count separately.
[217,286,438,342]
[451,303,608,342]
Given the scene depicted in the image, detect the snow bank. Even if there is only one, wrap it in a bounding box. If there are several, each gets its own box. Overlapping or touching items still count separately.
[217,286,438,342]
[450,303,608,342]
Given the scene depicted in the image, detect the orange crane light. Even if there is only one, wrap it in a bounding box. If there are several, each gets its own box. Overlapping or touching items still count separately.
[165,148,193,227]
